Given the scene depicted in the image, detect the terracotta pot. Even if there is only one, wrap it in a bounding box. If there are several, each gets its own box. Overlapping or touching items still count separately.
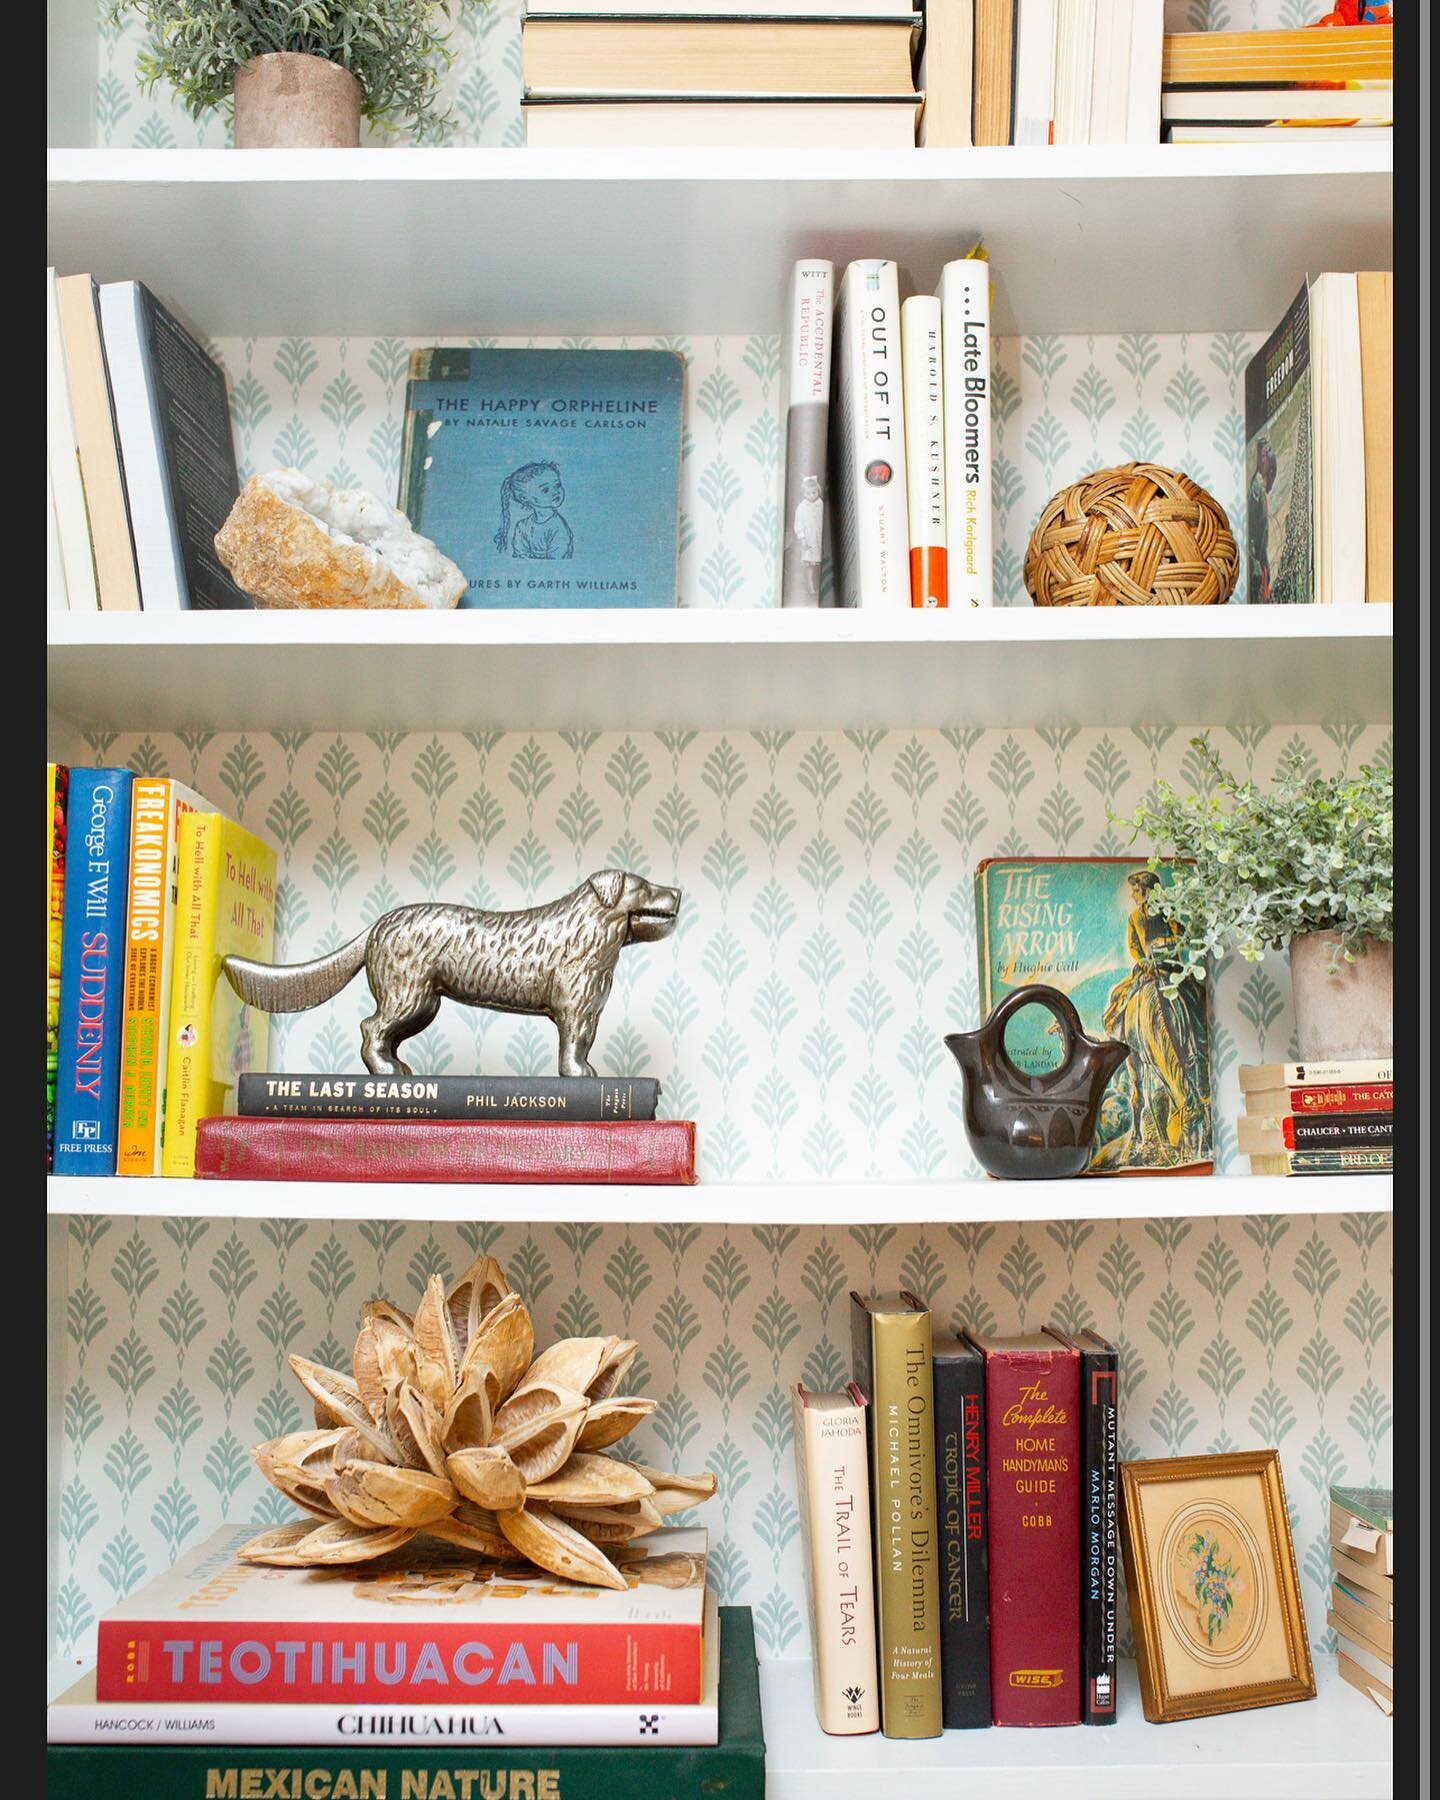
[233,53,361,149]
[1288,931,1393,1061]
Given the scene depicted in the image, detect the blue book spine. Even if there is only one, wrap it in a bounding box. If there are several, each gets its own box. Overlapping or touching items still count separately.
[52,769,133,1176]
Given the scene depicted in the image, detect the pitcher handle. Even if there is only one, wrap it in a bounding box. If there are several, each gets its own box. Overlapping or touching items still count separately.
[985,984,1087,1092]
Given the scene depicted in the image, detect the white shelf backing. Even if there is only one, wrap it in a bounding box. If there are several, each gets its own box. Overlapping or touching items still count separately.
[760,1654,1391,1799]
[45,1173,1392,1225]
[46,606,1392,735]
[47,145,1392,338]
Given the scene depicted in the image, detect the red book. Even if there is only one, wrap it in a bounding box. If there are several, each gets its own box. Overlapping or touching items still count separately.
[967,1331,1081,1726]
[1244,1082,1393,1115]
[95,1526,709,1705]
[194,1117,696,1184]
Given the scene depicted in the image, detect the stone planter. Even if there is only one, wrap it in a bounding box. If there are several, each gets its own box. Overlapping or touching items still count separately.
[1288,931,1393,1061]
[233,53,361,149]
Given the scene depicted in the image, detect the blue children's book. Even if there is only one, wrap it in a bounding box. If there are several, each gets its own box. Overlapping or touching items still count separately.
[53,768,134,1176]
[398,348,684,609]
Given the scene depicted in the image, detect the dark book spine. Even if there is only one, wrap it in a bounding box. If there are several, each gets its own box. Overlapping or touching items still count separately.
[238,1073,661,1123]
[1289,1112,1393,1149]
[1079,1339,1119,1725]
[933,1354,991,1729]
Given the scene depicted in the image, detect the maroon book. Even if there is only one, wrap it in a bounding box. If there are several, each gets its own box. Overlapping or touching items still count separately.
[194,1117,696,1184]
[967,1331,1081,1727]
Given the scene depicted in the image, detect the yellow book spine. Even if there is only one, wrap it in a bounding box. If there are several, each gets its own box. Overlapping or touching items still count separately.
[161,814,222,1179]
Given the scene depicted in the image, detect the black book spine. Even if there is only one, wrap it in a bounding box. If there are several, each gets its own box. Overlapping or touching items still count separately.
[933,1350,991,1729]
[1079,1336,1119,1725]
[1292,1112,1393,1148]
[237,1074,661,1123]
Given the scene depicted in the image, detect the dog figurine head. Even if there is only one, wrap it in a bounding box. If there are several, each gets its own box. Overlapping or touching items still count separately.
[587,869,682,944]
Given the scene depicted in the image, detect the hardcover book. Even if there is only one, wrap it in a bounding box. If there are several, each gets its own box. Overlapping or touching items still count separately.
[1245,281,1314,604]
[398,348,683,610]
[160,813,277,1178]
[829,261,910,610]
[116,777,209,1176]
[95,1525,710,1706]
[53,769,134,1176]
[968,1331,1081,1728]
[1048,1327,1118,1725]
[46,268,99,614]
[931,1335,990,1730]
[938,256,992,607]
[790,1383,880,1735]
[47,764,69,1169]
[238,1072,661,1123]
[901,294,947,608]
[779,260,834,608]
[975,857,1213,1174]
[849,1291,942,1739]
[54,273,141,612]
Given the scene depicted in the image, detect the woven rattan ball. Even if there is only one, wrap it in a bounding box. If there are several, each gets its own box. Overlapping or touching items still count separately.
[1023,462,1238,607]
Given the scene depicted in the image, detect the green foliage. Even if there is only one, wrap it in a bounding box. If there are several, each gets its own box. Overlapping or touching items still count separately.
[1113,735,1393,985]
[106,2,470,132]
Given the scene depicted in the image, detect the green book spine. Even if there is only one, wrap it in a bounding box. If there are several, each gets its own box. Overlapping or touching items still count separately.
[48,1609,764,1800]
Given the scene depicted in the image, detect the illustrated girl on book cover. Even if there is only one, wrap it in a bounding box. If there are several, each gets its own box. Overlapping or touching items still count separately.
[494,462,575,560]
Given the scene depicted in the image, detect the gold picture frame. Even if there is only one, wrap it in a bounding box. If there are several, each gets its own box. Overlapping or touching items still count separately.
[1119,1449,1317,1724]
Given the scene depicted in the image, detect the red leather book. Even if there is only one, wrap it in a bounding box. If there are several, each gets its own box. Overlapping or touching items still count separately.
[194,1117,696,1184]
[967,1331,1081,1726]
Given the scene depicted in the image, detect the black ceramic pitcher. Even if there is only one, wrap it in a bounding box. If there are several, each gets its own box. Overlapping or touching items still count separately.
[944,984,1130,1180]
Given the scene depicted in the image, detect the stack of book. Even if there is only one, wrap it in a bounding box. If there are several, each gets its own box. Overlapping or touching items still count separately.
[1245,271,1393,607]
[521,1,923,149]
[921,0,1164,148]
[794,1296,1120,1736]
[1162,24,1393,144]
[49,1528,767,1796]
[1238,1060,1393,1177]
[1327,1485,1393,1716]
[46,269,249,613]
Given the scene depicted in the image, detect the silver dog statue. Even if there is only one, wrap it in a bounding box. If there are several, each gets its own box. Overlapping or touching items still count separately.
[223,869,681,1077]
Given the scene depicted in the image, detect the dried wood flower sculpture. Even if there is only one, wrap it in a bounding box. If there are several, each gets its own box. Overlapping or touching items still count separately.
[241,1257,716,1590]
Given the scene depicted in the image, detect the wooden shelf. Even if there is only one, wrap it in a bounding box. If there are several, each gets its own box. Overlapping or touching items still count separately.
[46,143,1392,338]
[45,1172,1392,1225]
[759,1654,1391,1798]
[46,606,1392,735]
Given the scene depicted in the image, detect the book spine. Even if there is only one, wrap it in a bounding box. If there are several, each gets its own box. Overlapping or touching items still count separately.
[160,812,221,1178]
[792,1390,881,1734]
[1078,1341,1118,1725]
[238,1074,662,1122]
[869,1313,942,1738]
[779,260,834,609]
[46,269,99,614]
[117,780,194,1175]
[1245,1083,1393,1115]
[901,295,947,608]
[53,770,134,1176]
[95,1620,702,1706]
[48,766,69,1170]
[194,1118,698,1184]
[1287,1112,1392,1149]
[831,262,909,610]
[933,1356,990,1729]
[939,258,993,607]
[1248,1146,1392,1176]
[983,1345,1081,1725]
[1239,1060,1393,1090]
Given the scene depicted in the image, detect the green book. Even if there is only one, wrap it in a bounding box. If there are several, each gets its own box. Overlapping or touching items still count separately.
[1331,1486,1394,1533]
[47,1607,763,1800]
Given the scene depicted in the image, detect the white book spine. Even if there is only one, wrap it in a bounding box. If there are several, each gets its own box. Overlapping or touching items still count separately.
[1125,0,1163,145]
[98,282,189,612]
[900,295,946,608]
[1013,0,1058,145]
[792,1386,880,1735]
[830,260,909,610]
[779,260,835,608]
[938,258,993,608]
[1053,0,1097,145]
[46,270,99,614]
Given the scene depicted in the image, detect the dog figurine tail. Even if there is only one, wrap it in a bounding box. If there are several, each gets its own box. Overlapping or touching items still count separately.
[223,931,371,1014]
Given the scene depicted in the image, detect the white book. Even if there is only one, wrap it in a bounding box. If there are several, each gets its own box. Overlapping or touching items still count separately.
[522,97,921,149]
[792,1385,880,1735]
[829,259,910,610]
[50,1590,720,1746]
[901,295,946,608]
[1310,272,1366,606]
[1125,0,1163,144]
[779,260,835,608]
[1088,0,1132,147]
[937,257,993,608]
[1161,86,1393,122]
[524,0,920,13]
[1167,125,1391,142]
[1051,0,1096,144]
[1012,0,1058,145]
[46,269,99,614]
[97,281,189,612]
[47,463,68,611]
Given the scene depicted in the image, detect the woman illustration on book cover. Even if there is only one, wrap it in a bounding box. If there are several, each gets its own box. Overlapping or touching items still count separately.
[1091,870,1209,1170]
[494,461,575,560]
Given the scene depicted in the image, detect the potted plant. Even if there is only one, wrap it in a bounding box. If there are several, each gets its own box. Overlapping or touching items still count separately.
[1114,735,1392,1061]
[106,2,464,148]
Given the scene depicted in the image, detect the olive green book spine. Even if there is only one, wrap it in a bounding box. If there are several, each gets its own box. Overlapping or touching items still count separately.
[850,1292,943,1739]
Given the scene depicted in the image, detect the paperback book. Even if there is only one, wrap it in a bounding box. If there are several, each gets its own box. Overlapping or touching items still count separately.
[1245,281,1313,605]
[47,764,69,1169]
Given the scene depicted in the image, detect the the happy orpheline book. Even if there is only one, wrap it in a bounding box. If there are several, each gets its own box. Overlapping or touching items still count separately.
[974,857,1213,1175]
[1245,281,1314,604]
[398,347,683,608]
